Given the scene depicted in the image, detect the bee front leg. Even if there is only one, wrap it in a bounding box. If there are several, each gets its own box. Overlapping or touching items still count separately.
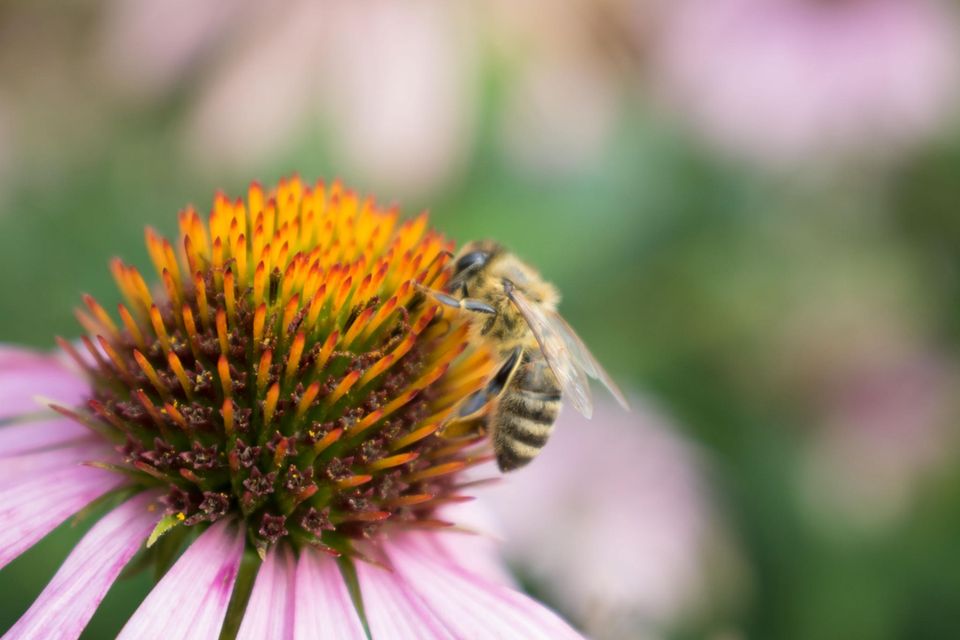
[415,284,497,316]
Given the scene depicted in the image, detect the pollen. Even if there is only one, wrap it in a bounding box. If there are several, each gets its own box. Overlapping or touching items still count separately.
[67,177,495,556]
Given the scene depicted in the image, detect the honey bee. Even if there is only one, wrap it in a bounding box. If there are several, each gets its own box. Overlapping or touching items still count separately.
[423,240,628,471]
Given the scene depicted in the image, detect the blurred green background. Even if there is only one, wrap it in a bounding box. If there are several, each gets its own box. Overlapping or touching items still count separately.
[2,1,960,638]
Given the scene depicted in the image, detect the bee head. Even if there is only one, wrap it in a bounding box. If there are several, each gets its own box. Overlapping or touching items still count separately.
[448,240,503,293]
[454,250,489,273]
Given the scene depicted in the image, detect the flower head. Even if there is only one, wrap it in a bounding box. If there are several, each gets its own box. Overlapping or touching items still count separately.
[0,177,583,639]
[66,177,493,555]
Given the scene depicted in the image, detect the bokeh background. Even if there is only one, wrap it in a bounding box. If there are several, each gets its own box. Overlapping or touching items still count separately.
[2,1,960,638]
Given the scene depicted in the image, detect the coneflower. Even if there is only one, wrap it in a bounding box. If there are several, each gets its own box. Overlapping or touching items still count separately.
[0,178,581,639]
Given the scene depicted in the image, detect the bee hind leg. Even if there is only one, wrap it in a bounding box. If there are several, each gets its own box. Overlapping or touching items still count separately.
[442,348,523,438]
[457,346,523,419]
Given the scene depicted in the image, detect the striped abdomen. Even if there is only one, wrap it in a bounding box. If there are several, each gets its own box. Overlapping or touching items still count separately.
[492,354,562,471]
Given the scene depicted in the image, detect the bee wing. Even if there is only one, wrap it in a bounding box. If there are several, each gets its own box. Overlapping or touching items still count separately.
[549,312,630,412]
[506,286,594,418]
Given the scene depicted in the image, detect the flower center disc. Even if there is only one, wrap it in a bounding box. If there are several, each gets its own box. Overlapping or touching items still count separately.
[67,178,494,556]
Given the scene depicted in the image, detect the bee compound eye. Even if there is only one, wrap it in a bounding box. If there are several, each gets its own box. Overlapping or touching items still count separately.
[455,251,489,274]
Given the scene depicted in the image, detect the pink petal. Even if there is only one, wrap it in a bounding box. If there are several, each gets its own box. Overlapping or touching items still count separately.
[431,500,515,586]
[117,519,244,640]
[355,559,455,640]
[293,550,365,640]
[0,444,112,489]
[0,465,125,570]
[4,491,160,640]
[0,346,65,372]
[236,546,295,640]
[0,418,92,459]
[399,529,513,589]
[0,348,88,420]
[385,538,584,640]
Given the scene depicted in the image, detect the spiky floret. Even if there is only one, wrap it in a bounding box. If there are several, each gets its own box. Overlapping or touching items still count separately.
[60,177,494,557]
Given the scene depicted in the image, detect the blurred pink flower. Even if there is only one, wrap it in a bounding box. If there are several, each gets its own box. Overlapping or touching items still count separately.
[316,2,478,197]
[762,261,958,527]
[177,0,477,198]
[487,0,629,175]
[6,0,654,192]
[802,350,957,527]
[654,0,960,165]
[499,53,620,175]
[96,0,247,102]
[178,2,326,175]
[477,397,724,638]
